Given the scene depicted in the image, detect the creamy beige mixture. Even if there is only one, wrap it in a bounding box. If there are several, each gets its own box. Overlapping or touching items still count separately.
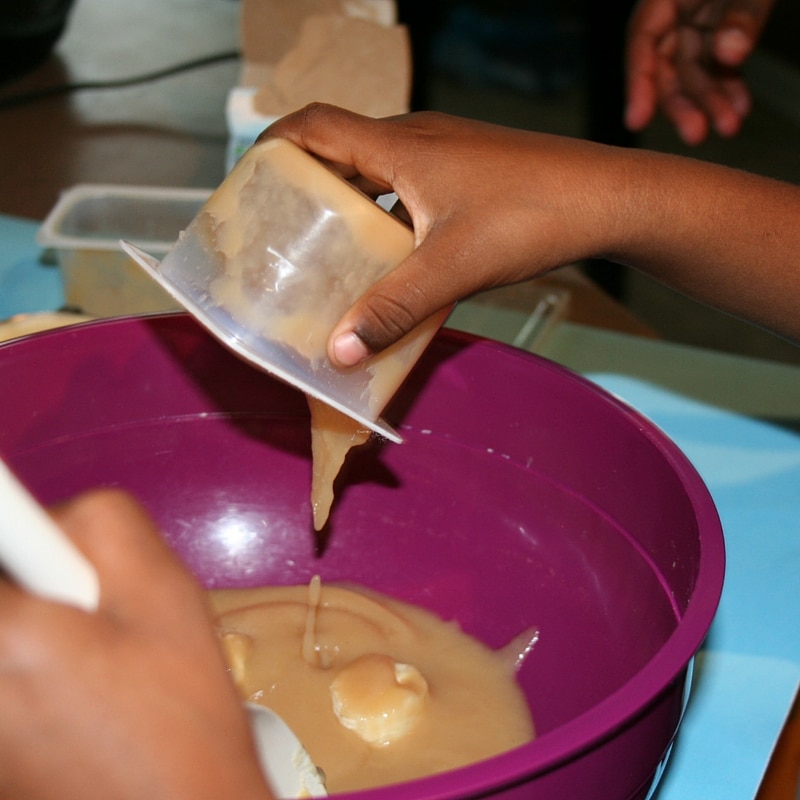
[211,580,536,794]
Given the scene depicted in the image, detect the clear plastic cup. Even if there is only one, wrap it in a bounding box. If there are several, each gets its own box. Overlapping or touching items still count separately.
[122,138,449,443]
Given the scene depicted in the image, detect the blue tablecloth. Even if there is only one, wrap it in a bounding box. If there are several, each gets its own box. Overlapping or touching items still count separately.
[590,376,800,800]
[0,215,64,319]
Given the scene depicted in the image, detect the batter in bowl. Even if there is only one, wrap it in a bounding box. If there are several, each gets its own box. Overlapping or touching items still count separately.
[211,578,536,794]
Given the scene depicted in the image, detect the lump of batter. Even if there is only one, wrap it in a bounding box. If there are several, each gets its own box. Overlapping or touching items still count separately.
[330,654,429,746]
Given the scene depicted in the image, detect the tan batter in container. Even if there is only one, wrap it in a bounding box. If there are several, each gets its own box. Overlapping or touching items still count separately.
[180,138,450,529]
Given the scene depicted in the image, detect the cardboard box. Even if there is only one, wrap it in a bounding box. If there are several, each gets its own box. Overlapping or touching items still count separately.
[226,0,411,170]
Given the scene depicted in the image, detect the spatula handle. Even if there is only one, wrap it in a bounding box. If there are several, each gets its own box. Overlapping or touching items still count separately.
[0,459,99,611]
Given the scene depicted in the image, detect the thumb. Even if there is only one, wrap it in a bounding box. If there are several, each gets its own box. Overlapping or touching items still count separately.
[713,0,775,65]
[327,248,453,368]
[327,226,475,367]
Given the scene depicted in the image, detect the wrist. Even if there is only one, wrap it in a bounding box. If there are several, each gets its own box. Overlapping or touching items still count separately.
[595,147,680,268]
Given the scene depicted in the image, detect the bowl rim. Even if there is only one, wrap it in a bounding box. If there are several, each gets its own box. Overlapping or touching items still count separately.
[0,314,726,798]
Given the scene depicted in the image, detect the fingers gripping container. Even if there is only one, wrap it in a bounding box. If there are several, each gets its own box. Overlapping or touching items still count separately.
[122,138,449,443]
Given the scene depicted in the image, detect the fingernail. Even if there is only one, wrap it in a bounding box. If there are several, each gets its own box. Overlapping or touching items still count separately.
[332,331,370,367]
[715,29,750,64]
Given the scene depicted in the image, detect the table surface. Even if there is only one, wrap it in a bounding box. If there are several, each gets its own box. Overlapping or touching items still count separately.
[0,0,797,797]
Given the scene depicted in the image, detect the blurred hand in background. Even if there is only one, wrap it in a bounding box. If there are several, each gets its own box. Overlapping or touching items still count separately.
[624,0,777,144]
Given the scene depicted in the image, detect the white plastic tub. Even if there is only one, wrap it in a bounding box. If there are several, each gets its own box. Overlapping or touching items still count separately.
[38,184,210,316]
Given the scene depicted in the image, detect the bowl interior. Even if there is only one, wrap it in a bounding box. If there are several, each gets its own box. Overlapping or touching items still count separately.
[0,314,723,795]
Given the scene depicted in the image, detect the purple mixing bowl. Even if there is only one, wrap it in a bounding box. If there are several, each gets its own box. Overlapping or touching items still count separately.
[0,313,724,800]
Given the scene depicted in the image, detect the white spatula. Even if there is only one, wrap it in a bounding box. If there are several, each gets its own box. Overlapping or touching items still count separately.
[0,459,99,610]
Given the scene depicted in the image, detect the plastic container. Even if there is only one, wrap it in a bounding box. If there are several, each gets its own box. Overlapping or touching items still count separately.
[38,184,210,316]
[0,314,725,800]
[123,138,449,442]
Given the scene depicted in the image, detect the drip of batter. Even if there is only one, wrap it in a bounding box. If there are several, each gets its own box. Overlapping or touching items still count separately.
[307,397,370,531]
[302,574,324,666]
